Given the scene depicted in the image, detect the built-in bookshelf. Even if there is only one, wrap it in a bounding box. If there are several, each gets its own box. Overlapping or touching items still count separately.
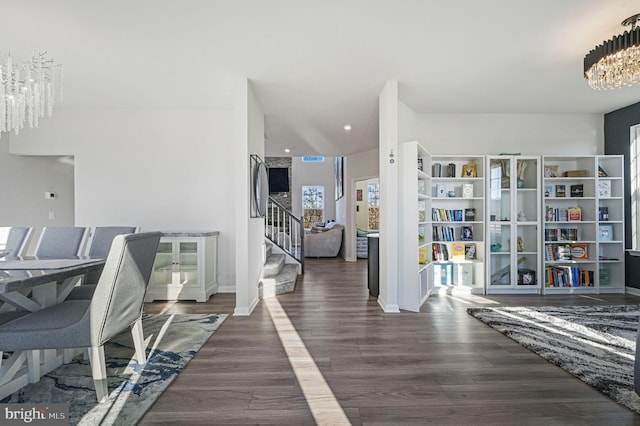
[540,155,624,293]
[486,155,541,294]
[430,155,485,294]
[399,141,432,312]
[596,155,625,293]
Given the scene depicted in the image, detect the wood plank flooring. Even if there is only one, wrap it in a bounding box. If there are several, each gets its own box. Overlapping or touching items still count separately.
[140,258,640,425]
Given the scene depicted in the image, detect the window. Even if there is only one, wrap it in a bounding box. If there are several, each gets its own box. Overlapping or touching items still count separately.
[631,125,640,249]
[302,186,324,228]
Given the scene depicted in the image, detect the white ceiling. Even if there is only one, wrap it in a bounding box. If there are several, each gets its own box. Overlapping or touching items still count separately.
[3,0,640,156]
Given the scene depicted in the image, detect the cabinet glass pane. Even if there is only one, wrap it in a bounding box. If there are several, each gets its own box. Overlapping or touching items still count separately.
[489,159,510,222]
[489,223,511,285]
[179,242,198,284]
[153,241,173,285]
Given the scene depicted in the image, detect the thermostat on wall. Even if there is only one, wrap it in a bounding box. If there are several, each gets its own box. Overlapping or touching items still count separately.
[45,192,56,199]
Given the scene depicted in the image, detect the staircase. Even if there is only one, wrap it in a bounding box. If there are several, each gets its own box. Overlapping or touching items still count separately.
[258,242,300,298]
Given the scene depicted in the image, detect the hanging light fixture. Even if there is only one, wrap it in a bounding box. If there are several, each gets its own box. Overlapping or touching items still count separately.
[584,14,640,90]
[0,51,63,138]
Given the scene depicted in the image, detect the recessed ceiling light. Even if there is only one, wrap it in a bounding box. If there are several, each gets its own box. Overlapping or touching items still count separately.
[284,148,291,153]
[343,124,352,131]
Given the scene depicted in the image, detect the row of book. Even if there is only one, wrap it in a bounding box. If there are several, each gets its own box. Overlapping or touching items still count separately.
[432,163,456,178]
[544,243,589,261]
[431,208,476,222]
[433,225,474,241]
[544,266,594,287]
[432,242,477,261]
[545,206,582,222]
[544,228,579,241]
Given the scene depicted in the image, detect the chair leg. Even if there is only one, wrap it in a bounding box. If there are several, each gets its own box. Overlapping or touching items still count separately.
[131,318,147,365]
[26,350,40,383]
[88,346,108,403]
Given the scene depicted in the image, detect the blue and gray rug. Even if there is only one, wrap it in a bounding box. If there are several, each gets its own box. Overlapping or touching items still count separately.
[468,304,640,414]
[1,313,227,425]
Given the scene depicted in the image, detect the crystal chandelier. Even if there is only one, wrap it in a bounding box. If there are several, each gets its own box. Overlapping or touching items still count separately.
[584,14,640,90]
[0,52,63,138]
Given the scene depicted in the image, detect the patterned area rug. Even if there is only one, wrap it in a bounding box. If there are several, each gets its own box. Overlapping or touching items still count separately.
[468,305,640,414]
[2,313,227,425]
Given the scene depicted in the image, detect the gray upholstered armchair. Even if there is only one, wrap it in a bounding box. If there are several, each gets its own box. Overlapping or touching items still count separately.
[0,232,161,403]
[304,223,344,257]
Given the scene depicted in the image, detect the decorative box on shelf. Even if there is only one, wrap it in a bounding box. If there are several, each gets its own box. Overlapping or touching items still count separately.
[145,231,219,302]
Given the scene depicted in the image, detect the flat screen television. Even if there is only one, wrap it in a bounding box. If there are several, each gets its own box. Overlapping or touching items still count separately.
[268,167,289,193]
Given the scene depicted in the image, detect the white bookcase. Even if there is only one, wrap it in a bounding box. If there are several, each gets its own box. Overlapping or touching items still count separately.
[430,155,485,294]
[542,156,597,293]
[486,155,541,294]
[399,141,433,312]
[596,155,625,293]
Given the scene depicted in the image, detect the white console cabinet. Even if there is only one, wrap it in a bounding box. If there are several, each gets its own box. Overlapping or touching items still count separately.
[145,231,218,302]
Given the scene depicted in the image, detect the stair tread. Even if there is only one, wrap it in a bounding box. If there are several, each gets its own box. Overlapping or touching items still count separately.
[263,253,286,278]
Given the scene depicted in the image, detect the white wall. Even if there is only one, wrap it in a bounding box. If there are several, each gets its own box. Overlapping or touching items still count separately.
[234,79,265,316]
[355,180,369,230]
[291,157,336,224]
[9,106,237,290]
[0,141,75,228]
[418,113,604,155]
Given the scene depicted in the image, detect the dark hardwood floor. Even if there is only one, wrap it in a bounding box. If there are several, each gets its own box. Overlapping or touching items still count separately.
[140,258,640,425]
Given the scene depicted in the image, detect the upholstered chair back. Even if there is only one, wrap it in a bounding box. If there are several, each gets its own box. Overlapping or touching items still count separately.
[89,232,161,346]
[35,227,88,258]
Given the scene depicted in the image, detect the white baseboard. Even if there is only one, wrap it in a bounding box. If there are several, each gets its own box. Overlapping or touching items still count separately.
[626,286,640,297]
[217,285,236,293]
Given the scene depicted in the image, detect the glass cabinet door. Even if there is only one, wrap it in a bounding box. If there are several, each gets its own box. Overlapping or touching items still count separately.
[515,158,539,288]
[178,241,199,285]
[488,158,512,287]
[153,241,173,285]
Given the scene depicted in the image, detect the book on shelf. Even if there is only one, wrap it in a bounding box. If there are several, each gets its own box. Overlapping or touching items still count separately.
[599,268,609,285]
[435,184,446,198]
[570,184,583,197]
[461,183,474,198]
[447,163,456,178]
[597,180,611,198]
[544,185,554,197]
[432,243,449,261]
[461,225,474,241]
[465,243,476,260]
[599,225,614,241]
[418,226,426,244]
[571,243,588,260]
[464,208,476,222]
[557,244,572,260]
[433,263,454,286]
[568,207,581,221]
[451,242,465,259]
[417,158,424,172]
[419,247,428,264]
[555,184,566,197]
[598,206,609,221]
[544,228,579,241]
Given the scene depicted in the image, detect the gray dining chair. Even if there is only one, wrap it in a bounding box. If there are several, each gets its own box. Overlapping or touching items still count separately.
[3,227,33,257]
[65,226,140,301]
[34,226,89,258]
[0,232,161,403]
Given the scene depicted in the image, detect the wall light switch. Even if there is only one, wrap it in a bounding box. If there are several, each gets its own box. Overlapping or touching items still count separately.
[45,192,56,199]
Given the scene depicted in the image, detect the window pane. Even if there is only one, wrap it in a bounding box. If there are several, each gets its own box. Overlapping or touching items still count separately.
[302,186,324,228]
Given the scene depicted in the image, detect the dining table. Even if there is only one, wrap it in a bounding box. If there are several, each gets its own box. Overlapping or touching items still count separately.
[0,255,106,400]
